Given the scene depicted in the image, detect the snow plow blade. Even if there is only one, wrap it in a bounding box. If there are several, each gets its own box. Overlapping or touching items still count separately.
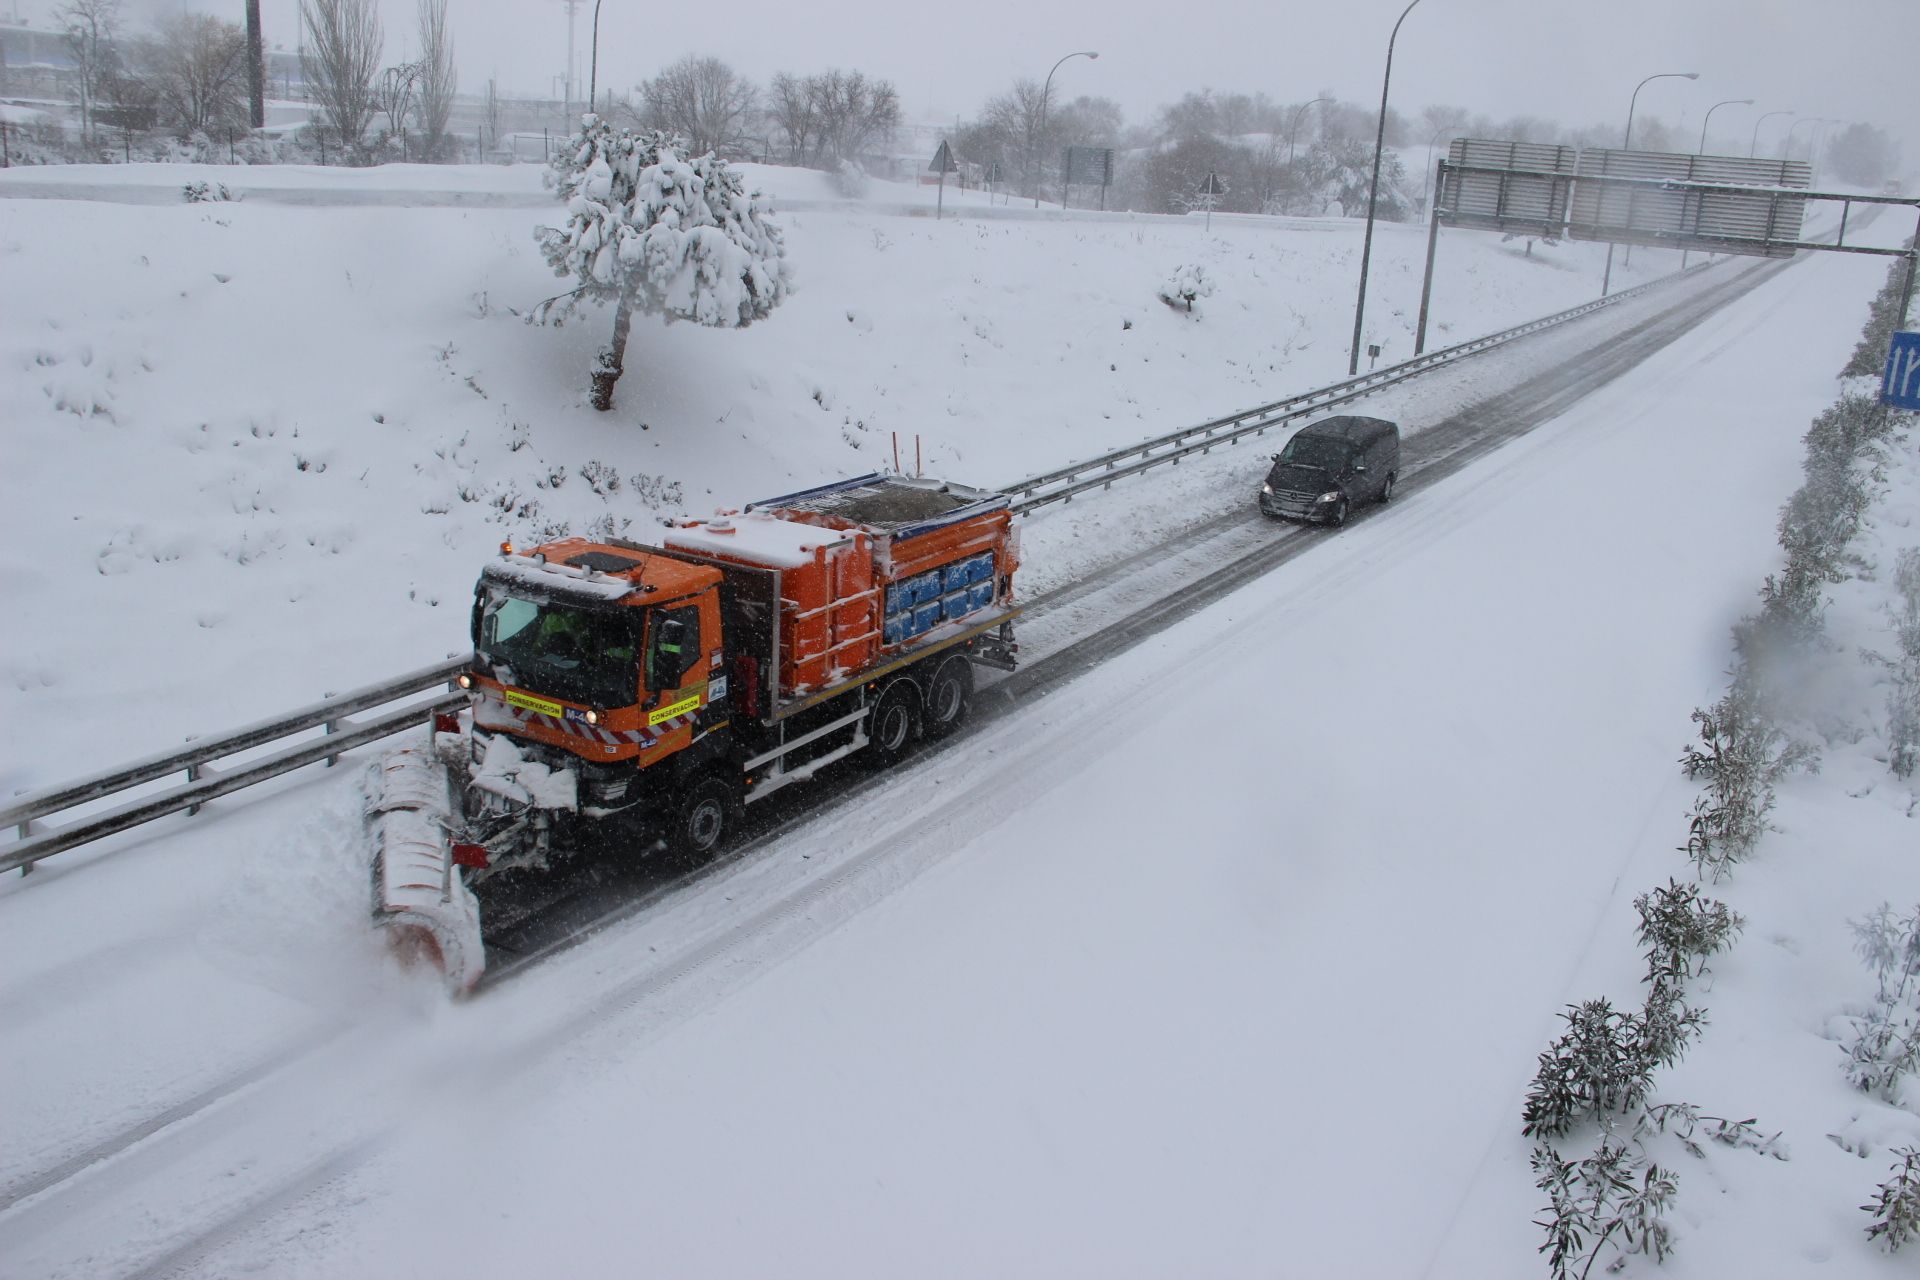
[367,745,484,993]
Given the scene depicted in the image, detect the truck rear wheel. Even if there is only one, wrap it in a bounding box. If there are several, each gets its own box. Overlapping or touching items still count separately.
[923,656,974,740]
[864,679,922,768]
[668,775,738,865]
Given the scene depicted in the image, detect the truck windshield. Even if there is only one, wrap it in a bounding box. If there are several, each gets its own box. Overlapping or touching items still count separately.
[1279,435,1354,473]
[475,586,640,708]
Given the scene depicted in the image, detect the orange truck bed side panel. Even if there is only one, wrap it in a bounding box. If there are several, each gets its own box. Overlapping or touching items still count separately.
[663,477,1017,699]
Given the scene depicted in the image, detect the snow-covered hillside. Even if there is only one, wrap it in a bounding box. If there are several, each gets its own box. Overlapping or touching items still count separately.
[2,161,1674,789]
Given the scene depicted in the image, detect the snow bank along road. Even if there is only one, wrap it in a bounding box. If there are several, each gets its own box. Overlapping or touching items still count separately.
[0,233,1841,1279]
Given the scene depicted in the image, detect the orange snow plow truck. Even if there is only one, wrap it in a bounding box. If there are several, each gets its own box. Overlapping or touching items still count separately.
[367,474,1020,989]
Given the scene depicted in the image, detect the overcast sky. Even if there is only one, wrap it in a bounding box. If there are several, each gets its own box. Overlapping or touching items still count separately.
[24,0,1918,161]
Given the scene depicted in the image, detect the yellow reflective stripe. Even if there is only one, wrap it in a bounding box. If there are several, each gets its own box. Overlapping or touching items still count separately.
[505,689,563,718]
[648,693,702,725]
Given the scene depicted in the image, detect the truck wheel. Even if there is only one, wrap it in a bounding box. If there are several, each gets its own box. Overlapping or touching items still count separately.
[668,775,737,864]
[923,656,974,740]
[865,679,922,768]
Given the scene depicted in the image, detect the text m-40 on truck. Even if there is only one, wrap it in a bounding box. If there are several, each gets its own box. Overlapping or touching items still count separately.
[366,474,1020,990]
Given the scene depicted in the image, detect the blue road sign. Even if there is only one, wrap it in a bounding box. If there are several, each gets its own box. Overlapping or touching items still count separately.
[1885,331,1920,411]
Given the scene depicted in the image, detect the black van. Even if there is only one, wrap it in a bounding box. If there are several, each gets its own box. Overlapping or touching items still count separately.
[1257,415,1401,527]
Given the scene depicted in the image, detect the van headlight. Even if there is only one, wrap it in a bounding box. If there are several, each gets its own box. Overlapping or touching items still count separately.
[1261,483,1273,495]
[1316,491,1341,503]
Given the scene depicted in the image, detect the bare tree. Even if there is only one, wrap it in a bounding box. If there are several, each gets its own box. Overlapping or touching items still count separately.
[811,69,897,167]
[373,62,419,146]
[56,0,121,144]
[300,0,383,158]
[413,0,455,160]
[980,78,1048,195]
[765,69,898,170]
[766,71,817,163]
[632,55,757,157]
[146,13,249,137]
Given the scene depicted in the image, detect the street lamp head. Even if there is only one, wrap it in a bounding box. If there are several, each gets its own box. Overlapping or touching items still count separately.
[1682,72,1700,79]
[1087,51,1100,60]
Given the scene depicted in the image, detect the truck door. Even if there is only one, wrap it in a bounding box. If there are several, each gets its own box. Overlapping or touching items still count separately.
[641,590,728,753]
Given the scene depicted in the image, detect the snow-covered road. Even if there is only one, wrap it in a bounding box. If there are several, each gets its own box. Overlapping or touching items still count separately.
[0,221,1896,1277]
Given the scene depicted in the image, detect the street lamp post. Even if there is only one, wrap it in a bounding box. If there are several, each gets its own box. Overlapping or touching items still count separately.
[588,0,604,112]
[1601,70,1699,296]
[1750,109,1793,157]
[1286,96,1332,169]
[1348,0,1424,378]
[1036,50,1098,209]
[1419,120,1458,215]
[1697,98,1752,154]
[1282,97,1331,216]
[1682,99,1750,267]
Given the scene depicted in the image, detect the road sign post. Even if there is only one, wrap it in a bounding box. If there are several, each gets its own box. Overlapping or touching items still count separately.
[929,140,959,219]
[1884,331,1920,411]
[1198,171,1226,230]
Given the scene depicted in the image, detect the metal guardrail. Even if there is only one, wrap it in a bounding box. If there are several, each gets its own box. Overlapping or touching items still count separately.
[2,260,1714,875]
[1,657,470,874]
[1001,266,1696,513]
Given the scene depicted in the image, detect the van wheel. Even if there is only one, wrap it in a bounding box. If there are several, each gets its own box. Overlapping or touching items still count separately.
[668,775,737,865]
[865,679,922,768]
[923,656,974,740]
[1379,472,1396,504]
[1327,497,1350,528]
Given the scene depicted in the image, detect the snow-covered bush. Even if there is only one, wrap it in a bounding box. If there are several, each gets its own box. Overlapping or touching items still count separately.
[1679,668,1816,881]
[1765,393,1900,632]
[181,181,237,203]
[1843,245,1917,378]
[1157,264,1214,313]
[1635,1101,1785,1161]
[1635,880,1744,982]
[1523,999,1664,1139]
[1843,903,1920,1100]
[829,159,869,199]
[1531,1140,1678,1280]
[534,115,790,411]
[1885,550,1920,778]
[1865,1147,1920,1252]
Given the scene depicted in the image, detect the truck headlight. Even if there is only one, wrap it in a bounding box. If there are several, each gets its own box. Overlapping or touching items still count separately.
[1316,491,1341,503]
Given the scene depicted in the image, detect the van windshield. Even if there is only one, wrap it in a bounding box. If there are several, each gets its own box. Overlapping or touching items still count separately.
[1279,435,1353,472]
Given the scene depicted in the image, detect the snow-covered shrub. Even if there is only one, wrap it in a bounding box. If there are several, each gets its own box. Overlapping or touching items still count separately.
[1765,393,1900,632]
[578,460,621,495]
[1843,245,1917,378]
[1885,549,1920,778]
[1532,1140,1678,1280]
[1843,903,1920,1100]
[1634,879,1744,982]
[534,115,790,412]
[1865,1147,1920,1252]
[1157,264,1215,313]
[1679,667,1816,881]
[1523,999,1662,1139]
[829,159,869,199]
[181,181,237,203]
[1635,1102,1785,1160]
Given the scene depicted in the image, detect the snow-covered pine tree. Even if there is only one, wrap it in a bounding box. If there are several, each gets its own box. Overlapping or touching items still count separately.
[535,115,790,411]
